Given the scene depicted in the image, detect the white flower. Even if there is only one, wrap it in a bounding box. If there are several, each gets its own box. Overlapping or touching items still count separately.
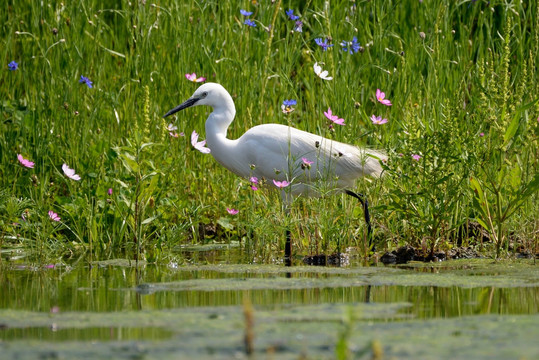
[313,62,333,80]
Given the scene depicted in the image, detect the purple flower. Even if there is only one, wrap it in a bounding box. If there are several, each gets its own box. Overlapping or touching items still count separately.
[79,75,93,88]
[340,37,361,54]
[294,21,303,32]
[48,210,61,222]
[17,154,35,168]
[227,208,239,215]
[273,180,290,188]
[412,154,421,161]
[244,19,256,27]
[315,38,333,51]
[479,132,485,137]
[324,107,345,126]
[286,9,300,20]
[376,89,392,106]
[108,188,113,196]
[62,163,81,180]
[240,9,253,16]
[8,61,18,71]
[370,115,388,125]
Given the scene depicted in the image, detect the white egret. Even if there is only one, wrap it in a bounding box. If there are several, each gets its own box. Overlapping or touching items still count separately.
[164,83,386,265]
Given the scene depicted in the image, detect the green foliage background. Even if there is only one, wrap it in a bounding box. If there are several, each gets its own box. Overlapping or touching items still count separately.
[1,0,537,262]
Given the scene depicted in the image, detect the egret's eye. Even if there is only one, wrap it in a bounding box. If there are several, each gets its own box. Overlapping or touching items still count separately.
[201,91,208,98]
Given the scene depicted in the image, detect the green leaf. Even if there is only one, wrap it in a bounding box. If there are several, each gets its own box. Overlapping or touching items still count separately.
[470,177,490,221]
[502,113,520,149]
[140,171,158,182]
[140,142,156,151]
[141,215,158,225]
[474,217,490,233]
[503,98,539,150]
[217,217,235,231]
[508,164,521,192]
[470,178,485,203]
[114,179,130,188]
[118,152,139,173]
[505,173,539,219]
[434,173,453,186]
[520,172,539,199]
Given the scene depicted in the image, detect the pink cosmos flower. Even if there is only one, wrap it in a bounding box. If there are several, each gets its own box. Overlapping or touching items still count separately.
[301,157,314,169]
[412,154,421,161]
[48,210,61,222]
[324,107,345,126]
[273,179,290,188]
[17,154,35,168]
[249,176,259,190]
[376,89,392,106]
[185,73,206,82]
[479,132,485,137]
[167,123,182,137]
[370,115,388,125]
[226,208,239,215]
[62,163,81,180]
[191,130,211,154]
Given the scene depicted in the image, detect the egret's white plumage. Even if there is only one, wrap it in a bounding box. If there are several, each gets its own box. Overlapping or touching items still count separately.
[164,83,385,202]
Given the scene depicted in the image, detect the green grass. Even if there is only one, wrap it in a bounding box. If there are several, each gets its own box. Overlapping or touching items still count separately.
[1,0,538,263]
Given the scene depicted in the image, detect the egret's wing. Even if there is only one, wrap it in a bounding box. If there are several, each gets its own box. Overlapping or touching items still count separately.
[230,124,385,192]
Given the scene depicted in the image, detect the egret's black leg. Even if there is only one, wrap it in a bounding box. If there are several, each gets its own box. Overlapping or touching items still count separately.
[284,229,292,267]
[345,190,374,250]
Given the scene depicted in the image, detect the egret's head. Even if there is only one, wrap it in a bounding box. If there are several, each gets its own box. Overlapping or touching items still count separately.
[163,82,229,118]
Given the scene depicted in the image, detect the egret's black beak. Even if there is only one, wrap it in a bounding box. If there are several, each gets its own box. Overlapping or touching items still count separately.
[163,97,199,118]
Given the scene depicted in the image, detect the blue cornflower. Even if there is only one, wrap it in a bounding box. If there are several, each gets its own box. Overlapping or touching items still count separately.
[294,20,303,32]
[282,99,297,114]
[79,75,93,88]
[244,19,256,27]
[281,100,297,114]
[314,38,333,51]
[8,61,18,71]
[240,9,253,16]
[283,100,297,106]
[340,36,361,54]
[286,9,300,21]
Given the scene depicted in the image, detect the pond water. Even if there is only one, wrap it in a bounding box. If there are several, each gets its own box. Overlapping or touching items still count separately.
[0,255,538,359]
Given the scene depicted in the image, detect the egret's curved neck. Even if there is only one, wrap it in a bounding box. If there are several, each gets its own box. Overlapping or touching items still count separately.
[205,94,236,152]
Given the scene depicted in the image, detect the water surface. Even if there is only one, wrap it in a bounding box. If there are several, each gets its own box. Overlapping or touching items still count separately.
[0,258,537,359]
